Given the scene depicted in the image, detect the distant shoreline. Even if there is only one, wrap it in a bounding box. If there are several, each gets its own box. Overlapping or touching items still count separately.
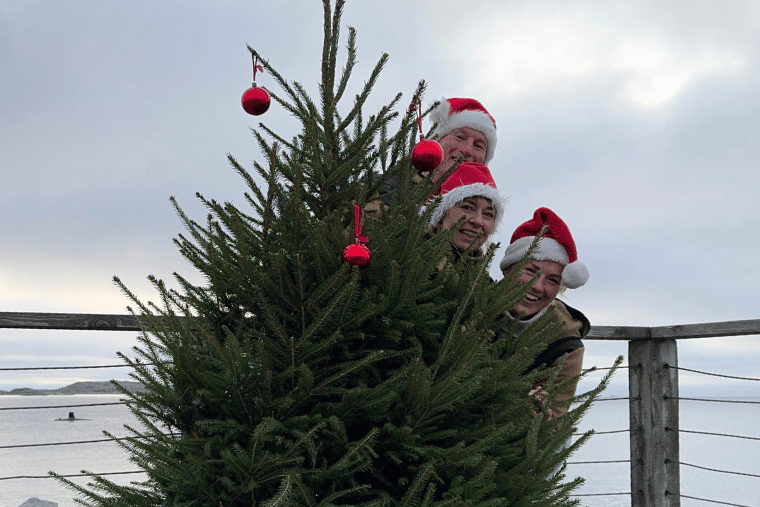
[0,380,146,396]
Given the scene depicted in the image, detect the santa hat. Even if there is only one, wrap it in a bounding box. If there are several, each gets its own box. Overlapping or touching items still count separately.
[499,207,589,289]
[426,162,505,231]
[429,98,497,164]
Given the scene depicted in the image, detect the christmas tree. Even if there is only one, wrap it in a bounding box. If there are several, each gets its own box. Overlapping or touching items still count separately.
[55,1,619,505]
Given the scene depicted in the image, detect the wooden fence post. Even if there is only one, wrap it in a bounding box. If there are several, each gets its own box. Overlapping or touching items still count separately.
[629,339,680,507]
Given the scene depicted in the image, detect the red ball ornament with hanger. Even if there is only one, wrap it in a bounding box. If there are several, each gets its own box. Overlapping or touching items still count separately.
[241,53,271,116]
[409,97,443,173]
[342,204,371,268]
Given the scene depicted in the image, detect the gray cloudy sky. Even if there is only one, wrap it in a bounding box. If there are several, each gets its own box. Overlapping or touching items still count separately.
[1,0,759,393]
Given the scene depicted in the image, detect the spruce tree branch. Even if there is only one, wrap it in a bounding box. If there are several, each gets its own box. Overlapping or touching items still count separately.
[400,463,438,507]
[333,25,357,104]
[249,283,290,353]
[311,350,388,395]
[320,0,338,135]
[324,426,379,477]
[255,123,297,154]
[296,273,377,357]
[369,80,424,188]
[246,45,307,121]
[336,52,389,134]
[261,473,296,507]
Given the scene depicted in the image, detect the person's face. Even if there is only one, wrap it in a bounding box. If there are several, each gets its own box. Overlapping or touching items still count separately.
[431,127,489,181]
[437,196,496,252]
[503,259,564,317]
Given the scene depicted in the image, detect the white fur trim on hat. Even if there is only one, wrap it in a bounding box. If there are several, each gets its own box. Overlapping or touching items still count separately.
[499,236,589,289]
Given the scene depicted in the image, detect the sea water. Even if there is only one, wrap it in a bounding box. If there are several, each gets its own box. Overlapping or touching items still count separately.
[1,396,759,507]
[0,395,144,507]
[569,397,760,507]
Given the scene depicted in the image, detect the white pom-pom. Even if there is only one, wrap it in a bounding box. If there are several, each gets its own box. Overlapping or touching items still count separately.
[562,261,590,289]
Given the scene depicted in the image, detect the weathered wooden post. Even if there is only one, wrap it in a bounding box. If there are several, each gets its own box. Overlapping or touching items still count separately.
[629,338,680,507]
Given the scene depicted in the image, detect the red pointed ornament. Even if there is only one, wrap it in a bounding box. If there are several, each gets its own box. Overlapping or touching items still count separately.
[241,53,271,116]
[409,97,443,174]
[342,204,371,268]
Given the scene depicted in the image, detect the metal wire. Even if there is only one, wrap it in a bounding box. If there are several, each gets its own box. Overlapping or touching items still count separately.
[0,471,145,481]
[668,365,760,382]
[571,492,635,497]
[573,428,630,436]
[680,461,760,479]
[680,429,760,442]
[674,397,760,405]
[0,364,131,371]
[0,437,115,449]
[672,493,756,507]
[567,459,631,465]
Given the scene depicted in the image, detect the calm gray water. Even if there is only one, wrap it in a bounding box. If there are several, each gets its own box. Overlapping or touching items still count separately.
[569,397,760,507]
[0,395,143,507]
[1,396,758,507]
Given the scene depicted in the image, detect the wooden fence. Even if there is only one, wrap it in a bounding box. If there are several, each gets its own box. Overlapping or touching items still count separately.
[586,319,760,507]
[2,311,760,507]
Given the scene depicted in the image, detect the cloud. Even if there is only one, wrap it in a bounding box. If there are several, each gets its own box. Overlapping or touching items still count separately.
[421,0,754,108]
[2,0,760,391]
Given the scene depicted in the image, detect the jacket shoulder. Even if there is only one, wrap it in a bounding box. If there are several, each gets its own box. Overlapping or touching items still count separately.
[552,299,590,339]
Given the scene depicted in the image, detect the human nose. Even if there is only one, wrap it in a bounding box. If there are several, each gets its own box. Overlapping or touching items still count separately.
[460,140,475,161]
[531,275,547,294]
[467,212,484,227]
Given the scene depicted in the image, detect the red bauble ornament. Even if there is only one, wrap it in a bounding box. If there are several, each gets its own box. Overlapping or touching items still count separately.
[411,137,444,174]
[241,85,271,115]
[342,203,371,268]
[342,242,371,268]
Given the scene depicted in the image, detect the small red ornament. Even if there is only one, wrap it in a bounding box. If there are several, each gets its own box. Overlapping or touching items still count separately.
[342,242,371,268]
[241,52,270,116]
[411,137,444,174]
[342,204,371,268]
[409,96,443,174]
[241,85,271,115]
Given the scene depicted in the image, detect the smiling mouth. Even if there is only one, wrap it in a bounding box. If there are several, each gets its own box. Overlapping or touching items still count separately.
[459,229,481,239]
[524,294,540,302]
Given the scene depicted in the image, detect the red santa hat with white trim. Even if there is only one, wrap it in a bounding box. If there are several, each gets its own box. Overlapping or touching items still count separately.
[429,98,497,164]
[426,162,505,230]
[499,207,589,289]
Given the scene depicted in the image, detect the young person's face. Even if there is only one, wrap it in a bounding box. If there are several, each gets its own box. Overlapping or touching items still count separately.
[503,259,564,317]
[438,196,496,252]
[431,127,489,180]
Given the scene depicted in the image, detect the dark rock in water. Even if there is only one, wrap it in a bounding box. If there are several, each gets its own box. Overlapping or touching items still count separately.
[18,498,58,507]
[55,411,86,421]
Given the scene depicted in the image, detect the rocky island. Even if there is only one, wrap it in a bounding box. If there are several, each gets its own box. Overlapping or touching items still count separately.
[0,380,146,395]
